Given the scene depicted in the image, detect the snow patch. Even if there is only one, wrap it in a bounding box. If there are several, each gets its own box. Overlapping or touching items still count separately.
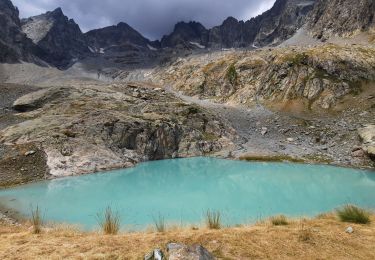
[189,42,205,49]
[147,44,157,51]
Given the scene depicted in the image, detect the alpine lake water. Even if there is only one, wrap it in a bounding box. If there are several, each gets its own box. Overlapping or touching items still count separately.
[0,157,374,230]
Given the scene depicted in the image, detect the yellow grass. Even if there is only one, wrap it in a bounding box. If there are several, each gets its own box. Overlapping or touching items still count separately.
[1,214,375,259]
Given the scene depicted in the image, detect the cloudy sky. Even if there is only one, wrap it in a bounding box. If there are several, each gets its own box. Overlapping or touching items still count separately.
[12,0,276,39]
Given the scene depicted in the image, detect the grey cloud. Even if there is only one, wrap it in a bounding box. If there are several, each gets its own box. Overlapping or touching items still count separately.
[13,0,276,39]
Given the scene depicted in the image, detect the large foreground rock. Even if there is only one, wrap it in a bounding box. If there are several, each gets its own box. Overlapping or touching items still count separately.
[1,83,234,177]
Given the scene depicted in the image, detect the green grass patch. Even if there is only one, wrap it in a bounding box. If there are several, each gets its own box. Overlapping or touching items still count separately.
[270,215,289,226]
[302,154,333,164]
[282,52,308,66]
[205,210,222,229]
[239,154,305,163]
[336,205,371,224]
[226,64,238,86]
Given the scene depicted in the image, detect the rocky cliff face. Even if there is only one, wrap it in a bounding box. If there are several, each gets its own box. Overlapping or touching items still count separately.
[0,84,234,176]
[208,17,249,48]
[161,0,316,49]
[307,0,375,40]
[152,44,375,110]
[252,0,316,46]
[0,0,38,63]
[21,8,89,69]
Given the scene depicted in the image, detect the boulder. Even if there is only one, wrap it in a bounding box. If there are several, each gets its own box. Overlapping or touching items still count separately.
[346,226,354,234]
[144,249,164,260]
[167,243,215,260]
[358,125,375,159]
[13,87,69,112]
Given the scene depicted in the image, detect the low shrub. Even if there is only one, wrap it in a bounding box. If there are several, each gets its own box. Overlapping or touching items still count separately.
[226,64,238,85]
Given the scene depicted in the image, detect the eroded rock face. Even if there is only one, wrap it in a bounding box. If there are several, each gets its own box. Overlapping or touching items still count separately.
[307,0,375,40]
[152,44,375,110]
[1,84,234,177]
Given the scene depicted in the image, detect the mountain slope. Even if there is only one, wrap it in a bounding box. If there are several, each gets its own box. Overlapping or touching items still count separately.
[21,8,89,69]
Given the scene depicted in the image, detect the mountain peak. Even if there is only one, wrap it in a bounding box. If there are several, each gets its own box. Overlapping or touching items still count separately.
[222,16,239,25]
[50,7,64,16]
[117,22,131,28]
[161,20,208,48]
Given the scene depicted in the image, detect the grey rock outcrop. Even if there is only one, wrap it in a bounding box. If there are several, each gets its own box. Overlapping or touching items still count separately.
[21,8,90,69]
[307,0,375,40]
[1,84,234,177]
[152,44,375,110]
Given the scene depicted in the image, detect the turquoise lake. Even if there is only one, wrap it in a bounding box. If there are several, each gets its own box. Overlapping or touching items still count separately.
[0,157,374,230]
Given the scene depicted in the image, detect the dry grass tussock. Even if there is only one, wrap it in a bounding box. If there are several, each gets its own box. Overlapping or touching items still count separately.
[96,206,120,235]
[1,214,375,259]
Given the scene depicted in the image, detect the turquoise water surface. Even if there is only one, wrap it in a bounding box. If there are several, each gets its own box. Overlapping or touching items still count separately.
[0,157,374,230]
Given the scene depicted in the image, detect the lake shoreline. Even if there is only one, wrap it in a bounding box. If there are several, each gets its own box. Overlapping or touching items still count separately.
[1,212,374,259]
[1,154,374,190]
